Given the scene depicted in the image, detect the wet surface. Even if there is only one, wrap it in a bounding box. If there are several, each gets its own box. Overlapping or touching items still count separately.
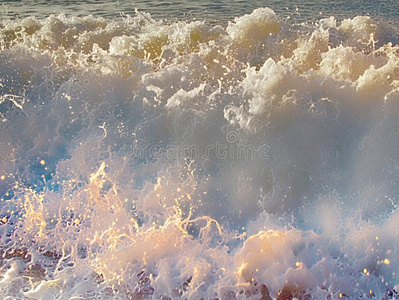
[1,0,398,25]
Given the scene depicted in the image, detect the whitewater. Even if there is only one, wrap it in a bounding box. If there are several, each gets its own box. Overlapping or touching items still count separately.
[1,5,399,299]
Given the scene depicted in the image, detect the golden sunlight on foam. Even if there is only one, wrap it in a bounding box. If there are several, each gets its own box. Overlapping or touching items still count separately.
[235,230,287,283]
[227,8,280,47]
[2,7,399,299]
[234,229,319,296]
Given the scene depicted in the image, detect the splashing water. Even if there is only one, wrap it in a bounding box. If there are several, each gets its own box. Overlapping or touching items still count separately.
[1,6,399,300]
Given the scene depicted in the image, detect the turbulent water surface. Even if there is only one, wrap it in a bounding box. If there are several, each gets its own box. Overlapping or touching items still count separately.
[1,1,399,299]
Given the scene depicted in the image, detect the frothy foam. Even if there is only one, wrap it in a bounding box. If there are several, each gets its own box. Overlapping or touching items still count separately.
[1,7,399,299]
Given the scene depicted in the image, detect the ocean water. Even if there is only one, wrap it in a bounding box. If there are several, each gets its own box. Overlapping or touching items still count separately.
[1,0,399,25]
[1,1,399,299]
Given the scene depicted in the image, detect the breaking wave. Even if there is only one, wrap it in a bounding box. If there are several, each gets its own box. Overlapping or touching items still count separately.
[1,7,399,299]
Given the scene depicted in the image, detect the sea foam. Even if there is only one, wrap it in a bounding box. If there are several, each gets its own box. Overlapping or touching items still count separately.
[1,7,399,299]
